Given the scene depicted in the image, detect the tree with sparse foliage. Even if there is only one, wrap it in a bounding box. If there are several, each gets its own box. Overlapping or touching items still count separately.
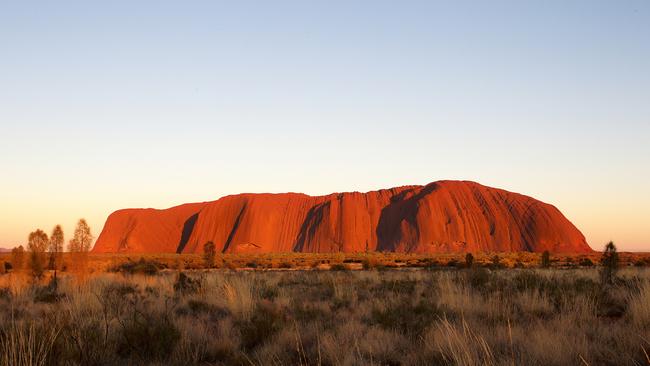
[203,241,216,268]
[49,225,64,270]
[11,246,25,272]
[465,253,474,268]
[68,219,93,275]
[600,241,619,285]
[541,250,551,268]
[28,229,49,278]
[68,219,93,253]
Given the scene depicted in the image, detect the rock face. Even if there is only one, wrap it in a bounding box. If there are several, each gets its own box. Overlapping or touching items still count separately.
[92,181,592,254]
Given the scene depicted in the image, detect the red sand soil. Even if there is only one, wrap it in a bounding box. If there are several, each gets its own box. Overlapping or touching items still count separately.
[92,181,593,254]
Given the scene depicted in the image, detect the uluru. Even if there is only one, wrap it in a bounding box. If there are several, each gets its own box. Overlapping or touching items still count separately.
[92,181,592,254]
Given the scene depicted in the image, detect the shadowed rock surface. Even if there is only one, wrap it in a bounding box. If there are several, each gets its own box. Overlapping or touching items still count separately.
[92,181,592,254]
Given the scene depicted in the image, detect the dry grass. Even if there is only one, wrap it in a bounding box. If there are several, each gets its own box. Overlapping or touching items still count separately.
[1,264,650,365]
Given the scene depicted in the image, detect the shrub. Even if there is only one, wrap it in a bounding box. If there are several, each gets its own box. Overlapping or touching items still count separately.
[579,258,594,267]
[33,276,63,303]
[0,287,11,301]
[370,299,442,336]
[278,262,293,269]
[600,241,619,285]
[467,267,492,290]
[634,259,648,267]
[541,250,551,268]
[465,253,474,268]
[330,263,348,271]
[176,299,229,319]
[203,241,216,269]
[490,255,503,269]
[116,313,180,361]
[112,258,163,275]
[237,300,286,350]
[11,246,25,272]
[173,272,201,295]
[362,259,374,270]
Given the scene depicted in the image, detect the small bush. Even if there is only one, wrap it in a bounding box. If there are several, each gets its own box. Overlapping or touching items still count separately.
[362,259,374,270]
[173,272,201,295]
[33,277,63,303]
[600,241,619,285]
[237,300,286,350]
[111,258,163,275]
[465,253,474,268]
[117,313,180,361]
[579,258,594,267]
[203,241,216,268]
[176,299,229,319]
[370,300,442,336]
[490,255,504,269]
[0,287,11,301]
[467,267,492,290]
[330,263,348,271]
[541,250,551,268]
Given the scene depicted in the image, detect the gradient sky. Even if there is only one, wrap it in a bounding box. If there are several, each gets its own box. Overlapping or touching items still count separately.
[1,0,649,251]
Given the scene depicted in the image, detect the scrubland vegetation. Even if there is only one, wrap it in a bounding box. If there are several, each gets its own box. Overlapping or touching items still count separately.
[1,245,650,365]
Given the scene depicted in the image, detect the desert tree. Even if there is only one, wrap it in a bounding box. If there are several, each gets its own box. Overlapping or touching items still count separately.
[541,250,551,268]
[28,229,49,278]
[69,218,93,252]
[465,253,475,268]
[600,241,619,285]
[10,245,25,272]
[68,219,93,274]
[49,225,64,270]
[203,241,216,268]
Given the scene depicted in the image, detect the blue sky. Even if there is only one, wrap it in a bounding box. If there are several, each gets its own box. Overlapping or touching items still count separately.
[1,0,649,250]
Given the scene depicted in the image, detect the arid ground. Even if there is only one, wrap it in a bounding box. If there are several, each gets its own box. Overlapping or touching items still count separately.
[1,253,650,365]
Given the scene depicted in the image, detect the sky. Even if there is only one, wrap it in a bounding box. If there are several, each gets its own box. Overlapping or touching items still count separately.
[1,0,649,251]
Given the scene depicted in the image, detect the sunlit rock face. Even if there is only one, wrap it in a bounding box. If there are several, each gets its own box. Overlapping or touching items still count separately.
[92,181,592,254]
